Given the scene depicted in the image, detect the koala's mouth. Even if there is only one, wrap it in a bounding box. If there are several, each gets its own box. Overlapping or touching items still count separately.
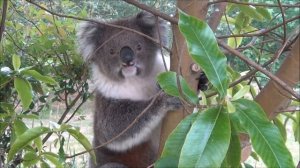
[120,62,140,77]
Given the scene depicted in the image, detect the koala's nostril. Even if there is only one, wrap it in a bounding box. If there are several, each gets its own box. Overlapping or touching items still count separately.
[120,46,135,65]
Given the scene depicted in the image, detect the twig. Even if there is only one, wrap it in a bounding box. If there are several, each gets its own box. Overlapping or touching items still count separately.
[218,40,300,100]
[123,0,178,24]
[25,0,171,52]
[208,0,300,8]
[277,0,286,43]
[217,16,300,39]
[42,92,82,143]
[0,0,8,42]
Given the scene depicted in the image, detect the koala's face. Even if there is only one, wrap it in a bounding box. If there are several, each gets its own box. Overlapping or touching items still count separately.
[77,12,167,81]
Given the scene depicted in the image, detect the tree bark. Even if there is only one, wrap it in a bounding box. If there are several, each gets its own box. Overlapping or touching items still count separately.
[255,36,300,119]
[158,0,208,154]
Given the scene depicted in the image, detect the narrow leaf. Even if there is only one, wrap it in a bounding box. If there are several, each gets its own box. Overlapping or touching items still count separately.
[178,11,228,98]
[155,113,197,167]
[237,5,264,21]
[233,99,294,167]
[14,77,33,110]
[232,85,250,101]
[66,128,96,164]
[12,54,21,70]
[178,107,231,167]
[157,71,198,104]
[256,7,272,20]
[221,124,241,168]
[8,127,51,161]
[43,152,63,168]
[228,29,243,48]
[22,69,57,85]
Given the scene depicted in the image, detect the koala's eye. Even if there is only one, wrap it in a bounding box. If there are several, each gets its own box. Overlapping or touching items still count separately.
[136,44,142,51]
[109,49,115,55]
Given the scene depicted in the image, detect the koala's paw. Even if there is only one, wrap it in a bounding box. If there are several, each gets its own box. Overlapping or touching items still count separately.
[162,93,182,111]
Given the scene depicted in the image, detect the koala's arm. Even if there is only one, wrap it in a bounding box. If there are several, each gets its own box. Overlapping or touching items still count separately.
[94,93,180,151]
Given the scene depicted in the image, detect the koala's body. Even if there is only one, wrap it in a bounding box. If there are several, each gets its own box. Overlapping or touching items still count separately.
[77,12,180,168]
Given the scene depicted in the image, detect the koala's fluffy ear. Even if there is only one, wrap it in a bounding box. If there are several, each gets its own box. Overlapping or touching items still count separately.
[76,21,104,62]
[136,11,169,46]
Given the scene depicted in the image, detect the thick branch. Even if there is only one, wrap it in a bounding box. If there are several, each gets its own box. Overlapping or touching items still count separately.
[255,37,300,119]
[208,2,227,32]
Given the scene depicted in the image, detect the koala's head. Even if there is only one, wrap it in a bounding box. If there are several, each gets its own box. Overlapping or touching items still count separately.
[76,11,168,81]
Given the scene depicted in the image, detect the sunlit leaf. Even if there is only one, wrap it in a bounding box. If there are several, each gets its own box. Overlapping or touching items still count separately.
[232,85,250,101]
[256,7,272,20]
[179,11,228,98]
[237,5,264,21]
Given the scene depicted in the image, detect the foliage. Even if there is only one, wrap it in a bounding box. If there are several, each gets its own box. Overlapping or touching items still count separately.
[0,0,299,167]
[155,11,295,168]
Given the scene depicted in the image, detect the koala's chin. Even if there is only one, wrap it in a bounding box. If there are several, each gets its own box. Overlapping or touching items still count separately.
[120,65,138,78]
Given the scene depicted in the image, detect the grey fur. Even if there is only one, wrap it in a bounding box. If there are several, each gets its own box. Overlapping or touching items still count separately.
[77,11,180,168]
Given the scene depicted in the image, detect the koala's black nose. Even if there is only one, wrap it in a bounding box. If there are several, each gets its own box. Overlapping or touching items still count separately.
[120,46,135,65]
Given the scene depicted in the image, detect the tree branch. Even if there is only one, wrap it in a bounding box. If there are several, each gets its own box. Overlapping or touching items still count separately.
[217,15,300,39]
[218,40,300,100]
[123,0,178,24]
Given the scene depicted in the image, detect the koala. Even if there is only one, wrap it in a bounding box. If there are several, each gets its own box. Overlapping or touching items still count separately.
[77,11,181,168]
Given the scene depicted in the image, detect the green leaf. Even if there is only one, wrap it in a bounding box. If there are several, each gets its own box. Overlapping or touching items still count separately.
[58,137,66,163]
[23,151,39,167]
[8,127,51,161]
[273,117,287,142]
[155,113,197,167]
[221,124,241,168]
[256,7,272,20]
[66,128,96,164]
[178,11,228,98]
[237,5,264,21]
[12,54,21,70]
[178,107,231,167]
[232,85,250,101]
[14,77,33,110]
[157,71,198,104]
[226,100,236,113]
[14,119,28,137]
[235,12,246,30]
[43,152,63,168]
[233,99,294,167]
[293,112,300,143]
[228,29,243,48]
[21,70,57,85]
